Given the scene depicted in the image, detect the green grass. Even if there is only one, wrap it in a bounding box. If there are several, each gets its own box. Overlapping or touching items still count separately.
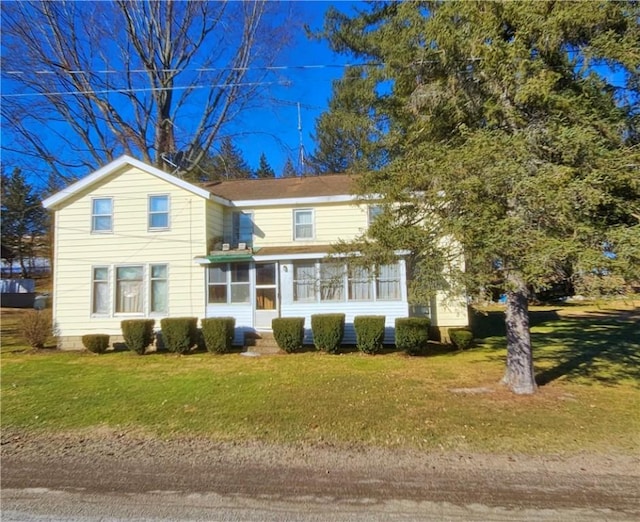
[1,303,639,454]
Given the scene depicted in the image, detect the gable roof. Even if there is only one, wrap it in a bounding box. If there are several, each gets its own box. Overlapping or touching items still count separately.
[201,174,357,203]
[42,155,212,209]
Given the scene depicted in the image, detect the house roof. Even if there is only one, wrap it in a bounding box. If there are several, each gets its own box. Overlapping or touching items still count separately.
[201,174,357,202]
[42,155,212,209]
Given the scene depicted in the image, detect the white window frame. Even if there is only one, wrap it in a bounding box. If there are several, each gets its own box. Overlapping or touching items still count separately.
[91,197,113,233]
[293,209,314,240]
[207,262,251,305]
[149,264,169,315]
[91,266,110,315]
[115,265,144,315]
[375,263,402,301]
[148,194,170,231]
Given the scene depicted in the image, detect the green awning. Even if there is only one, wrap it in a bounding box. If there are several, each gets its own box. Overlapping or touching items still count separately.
[205,253,253,263]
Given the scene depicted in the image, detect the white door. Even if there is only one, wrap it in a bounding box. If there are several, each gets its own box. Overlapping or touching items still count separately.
[255,262,278,329]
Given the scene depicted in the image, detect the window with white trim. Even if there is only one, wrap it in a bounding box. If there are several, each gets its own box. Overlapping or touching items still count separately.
[376,263,401,300]
[91,198,113,232]
[292,260,402,303]
[92,267,109,314]
[293,261,316,302]
[148,195,169,230]
[293,209,313,240]
[319,261,344,301]
[207,263,250,304]
[150,264,168,313]
[116,266,143,313]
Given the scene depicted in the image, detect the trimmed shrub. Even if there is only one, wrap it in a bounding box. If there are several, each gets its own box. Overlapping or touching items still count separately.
[395,317,431,356]
[121,319,155,355]
[449,328,474,350]
[82,334,110,354]
[354,315,385,355]
[201,317,235,354]
[19,310,52,349]
[311,313,345,354]
[272,317,305,353]
[160,317,198,354]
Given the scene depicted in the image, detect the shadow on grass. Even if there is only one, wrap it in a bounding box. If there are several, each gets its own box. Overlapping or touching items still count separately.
[473,308,640,386]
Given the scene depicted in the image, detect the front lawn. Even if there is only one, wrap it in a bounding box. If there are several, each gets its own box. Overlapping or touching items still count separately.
[1,302,638,454]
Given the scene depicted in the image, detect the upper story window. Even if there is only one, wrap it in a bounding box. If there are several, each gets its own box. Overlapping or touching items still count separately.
[232,211,253,246]
[148,195,169,230]
[91,198,113,233]
[293,209,314,240]
[368,204,383,226]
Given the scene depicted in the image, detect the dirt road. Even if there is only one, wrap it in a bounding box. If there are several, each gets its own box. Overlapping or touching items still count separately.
[2,429,639,520]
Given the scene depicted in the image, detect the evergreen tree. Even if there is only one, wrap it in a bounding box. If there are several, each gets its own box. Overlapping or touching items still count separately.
[320,1,640,394]
[1,168,48,277]
[198,137,253,181]
[281,157,298,178]
[255,152,276,178]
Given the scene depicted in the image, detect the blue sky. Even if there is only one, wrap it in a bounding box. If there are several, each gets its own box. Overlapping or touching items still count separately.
[0,1,364,185]
[231,1,361,175]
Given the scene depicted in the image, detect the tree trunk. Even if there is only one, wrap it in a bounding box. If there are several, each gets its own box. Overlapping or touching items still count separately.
[502,272,537,394]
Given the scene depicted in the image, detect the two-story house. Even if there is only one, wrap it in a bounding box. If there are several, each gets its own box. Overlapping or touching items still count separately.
[43,155,468,350]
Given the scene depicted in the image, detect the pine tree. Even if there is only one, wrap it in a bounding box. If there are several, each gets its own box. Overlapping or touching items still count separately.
[281,157,298,178]
[319,1,640,394]
[255,152,276,178]
[199,137,253,181]
[1,168,48,277]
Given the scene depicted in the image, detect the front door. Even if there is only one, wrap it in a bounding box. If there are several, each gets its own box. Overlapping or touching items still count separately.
[255,262,278,329]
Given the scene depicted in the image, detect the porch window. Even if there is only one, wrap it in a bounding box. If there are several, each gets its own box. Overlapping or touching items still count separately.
[92,267,109,314]
[116,266,143,313]
[207,263,250,304]
[148,195,169,230]
[91,198,113,232]
[232,211,253,246]
[319,261,344,301]
[348,266,372,301]
[293,209,313,240]
[150,264,168,313]
[293,261,316,302]
[376,263,401,300]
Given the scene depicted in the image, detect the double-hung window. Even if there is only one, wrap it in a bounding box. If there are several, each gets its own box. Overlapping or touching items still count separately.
[293,209,313,240]
[319,261,344,301]
[148,195,169,230]
[91,198,113,233]
[368,204,383,226]
[92,267,109,314]
[293,261,316,302]
[150,264,168,313]
[348,266,372,301]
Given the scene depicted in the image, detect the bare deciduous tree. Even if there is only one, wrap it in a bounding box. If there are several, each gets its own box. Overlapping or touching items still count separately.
[1,0,291,182]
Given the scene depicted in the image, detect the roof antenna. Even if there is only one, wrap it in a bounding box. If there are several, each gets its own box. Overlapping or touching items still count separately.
[297,102,305,176]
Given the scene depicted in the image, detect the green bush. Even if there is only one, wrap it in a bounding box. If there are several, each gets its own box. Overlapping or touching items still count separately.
[160,317,198,354]
[201,317,235,354]
[449,328,474,350]
[354,315,385,355]
[121,319,155,355]
[19,310,52,349]
[272,317,305,353]
[82,334,110,354]
[395,317,431,356]
[311,313,345,354]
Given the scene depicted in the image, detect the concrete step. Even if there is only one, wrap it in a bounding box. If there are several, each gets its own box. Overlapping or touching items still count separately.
[243,331,282,355]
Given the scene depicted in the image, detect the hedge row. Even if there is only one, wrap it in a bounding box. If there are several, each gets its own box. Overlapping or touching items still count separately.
[84,315,451,356]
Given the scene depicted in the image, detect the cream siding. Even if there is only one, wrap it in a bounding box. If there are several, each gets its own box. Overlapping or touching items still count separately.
[205,199,225,251]
[224,203,369,247]
[52,166,209,342]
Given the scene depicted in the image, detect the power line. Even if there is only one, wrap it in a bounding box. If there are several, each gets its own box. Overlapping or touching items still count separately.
[0,80,292,98]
